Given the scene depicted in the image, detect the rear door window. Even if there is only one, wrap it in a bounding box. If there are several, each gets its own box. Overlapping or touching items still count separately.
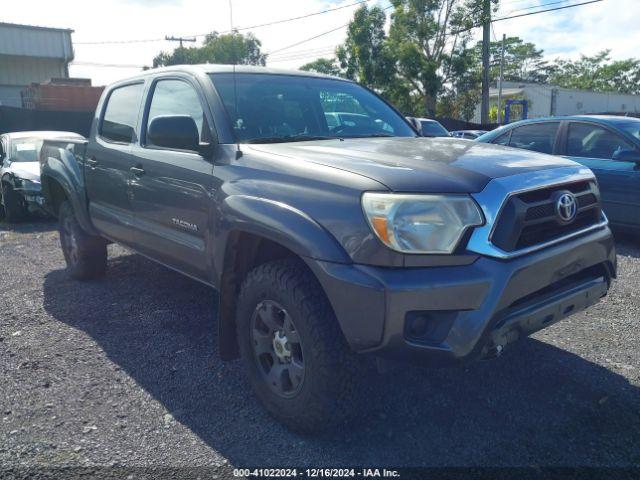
[508,122,559,154]
[567,122,635,159]
[100,83,144,144]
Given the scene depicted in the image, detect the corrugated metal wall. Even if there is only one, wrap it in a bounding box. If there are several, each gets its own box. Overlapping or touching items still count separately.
[0,56,66,85]
[554,88,640,116]
[0,23,73,107]
[0,23,73,60]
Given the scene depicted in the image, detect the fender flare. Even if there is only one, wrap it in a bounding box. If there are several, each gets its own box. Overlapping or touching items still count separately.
[215,195,351,360]
[40,141,97,235]
[217,195,350,268]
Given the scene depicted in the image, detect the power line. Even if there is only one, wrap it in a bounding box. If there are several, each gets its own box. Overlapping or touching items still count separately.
[268,4,393,56]
[269,50,337,63]
[267,24,351,56]
[453,0,604,34]
[75,0,374,45]
[217,0,372,34]
[503,0,572,16]
[495,0,604,23]
[269,46,337,61]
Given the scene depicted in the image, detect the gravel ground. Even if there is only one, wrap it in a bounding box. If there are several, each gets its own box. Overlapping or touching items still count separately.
[1,220,639,474]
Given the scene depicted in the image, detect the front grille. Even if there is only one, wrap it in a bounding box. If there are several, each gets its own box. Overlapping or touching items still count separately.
[491,181,602,252]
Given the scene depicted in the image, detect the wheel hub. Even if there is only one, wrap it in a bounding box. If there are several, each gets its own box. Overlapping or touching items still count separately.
[272,330,291,362]
[250,299,305,397]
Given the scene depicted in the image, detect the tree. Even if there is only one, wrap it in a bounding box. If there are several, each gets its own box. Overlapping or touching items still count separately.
[335,5,392,90]
[300,58,342,76]
[547,50,640,95]
[470,36,549,84]
[153,31,266,68]
[386,0,498,116]
[441,45,482,121]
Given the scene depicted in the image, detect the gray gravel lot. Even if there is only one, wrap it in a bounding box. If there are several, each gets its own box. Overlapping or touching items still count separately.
[1,220,639,473]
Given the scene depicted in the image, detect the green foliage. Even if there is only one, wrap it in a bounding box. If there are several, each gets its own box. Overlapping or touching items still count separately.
[335,5,392,89]
[463,36,549,84]
[547,50,640,95]
[386,0,498,116]
[153,31,266,68]
[300,58,342,76]
[150,2,640,122]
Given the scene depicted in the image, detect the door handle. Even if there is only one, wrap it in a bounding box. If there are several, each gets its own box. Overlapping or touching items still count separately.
[130,166,145,176]
[86,157,98,168]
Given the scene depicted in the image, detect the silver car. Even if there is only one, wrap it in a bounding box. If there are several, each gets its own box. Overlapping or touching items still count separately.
[0,131,83,222]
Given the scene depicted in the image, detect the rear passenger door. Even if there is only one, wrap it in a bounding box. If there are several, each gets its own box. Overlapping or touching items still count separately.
[562,121,640,228]
[130,76,215,281]
[85,82,144,245]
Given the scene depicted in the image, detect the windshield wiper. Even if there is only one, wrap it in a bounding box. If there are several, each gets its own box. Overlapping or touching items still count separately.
[245,134,338,144]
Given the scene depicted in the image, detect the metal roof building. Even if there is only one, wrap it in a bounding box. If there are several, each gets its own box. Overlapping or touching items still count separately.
[0,22,74,107]
[473,81,640,123]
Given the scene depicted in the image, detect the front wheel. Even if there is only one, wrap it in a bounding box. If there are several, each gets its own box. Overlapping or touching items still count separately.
[236,259,362,433]
[58,201,107,280]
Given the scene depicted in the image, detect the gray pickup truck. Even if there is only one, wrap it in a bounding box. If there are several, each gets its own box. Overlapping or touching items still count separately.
[40,65,617,432]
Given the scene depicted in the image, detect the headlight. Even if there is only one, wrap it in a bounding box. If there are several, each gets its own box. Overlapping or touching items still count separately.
[362,192,484,254]
[17,178,40,190]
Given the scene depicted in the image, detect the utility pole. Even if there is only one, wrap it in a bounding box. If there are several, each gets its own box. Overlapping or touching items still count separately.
[480,0,491,125]
[497,33,506,124]
[165,35,196,48]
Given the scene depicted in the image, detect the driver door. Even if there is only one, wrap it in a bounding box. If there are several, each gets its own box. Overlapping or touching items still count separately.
[129,76,215,282]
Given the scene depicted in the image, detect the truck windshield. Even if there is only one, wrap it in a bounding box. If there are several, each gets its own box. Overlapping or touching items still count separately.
[209,73,416,143]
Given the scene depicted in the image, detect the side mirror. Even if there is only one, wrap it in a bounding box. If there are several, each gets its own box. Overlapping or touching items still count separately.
[406,117,422,135]
[612,149,640,163]
[147,115,200,152]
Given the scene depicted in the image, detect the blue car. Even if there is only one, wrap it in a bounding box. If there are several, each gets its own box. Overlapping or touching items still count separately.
[478,115,640,234]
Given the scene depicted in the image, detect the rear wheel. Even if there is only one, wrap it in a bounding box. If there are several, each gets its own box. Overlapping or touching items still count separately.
[58,201,107,280]
[1,183,27,223]
[236,259,362,433]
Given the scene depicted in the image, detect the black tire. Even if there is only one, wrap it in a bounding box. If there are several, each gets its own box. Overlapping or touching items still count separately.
[236,258,362,433]
[58,201,107,280]
[1,182,27,223]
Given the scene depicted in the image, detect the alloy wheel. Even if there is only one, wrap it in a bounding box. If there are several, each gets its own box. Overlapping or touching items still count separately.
[250,300,305,398]
[61,216,79,266]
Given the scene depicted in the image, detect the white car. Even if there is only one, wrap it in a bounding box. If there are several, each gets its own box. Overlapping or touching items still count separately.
[451,130,489,140]
[413,118,450,137]
[0,131,83,222]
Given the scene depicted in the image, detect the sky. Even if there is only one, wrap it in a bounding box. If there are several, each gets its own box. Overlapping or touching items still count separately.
[3,0,639,86]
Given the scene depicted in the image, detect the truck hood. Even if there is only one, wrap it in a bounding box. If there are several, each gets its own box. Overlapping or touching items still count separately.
[249,137,578,193]
[6,162,40,182]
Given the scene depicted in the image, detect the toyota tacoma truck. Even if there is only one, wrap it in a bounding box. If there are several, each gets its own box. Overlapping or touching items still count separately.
[40,65,617,432]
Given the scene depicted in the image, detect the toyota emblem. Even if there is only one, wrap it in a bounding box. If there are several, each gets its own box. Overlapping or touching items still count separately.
[556,192,578,224]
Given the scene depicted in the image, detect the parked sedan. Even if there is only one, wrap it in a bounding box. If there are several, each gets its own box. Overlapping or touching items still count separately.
[477,115,640,233]
[0,131,84,222]
[451,130,488,140]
